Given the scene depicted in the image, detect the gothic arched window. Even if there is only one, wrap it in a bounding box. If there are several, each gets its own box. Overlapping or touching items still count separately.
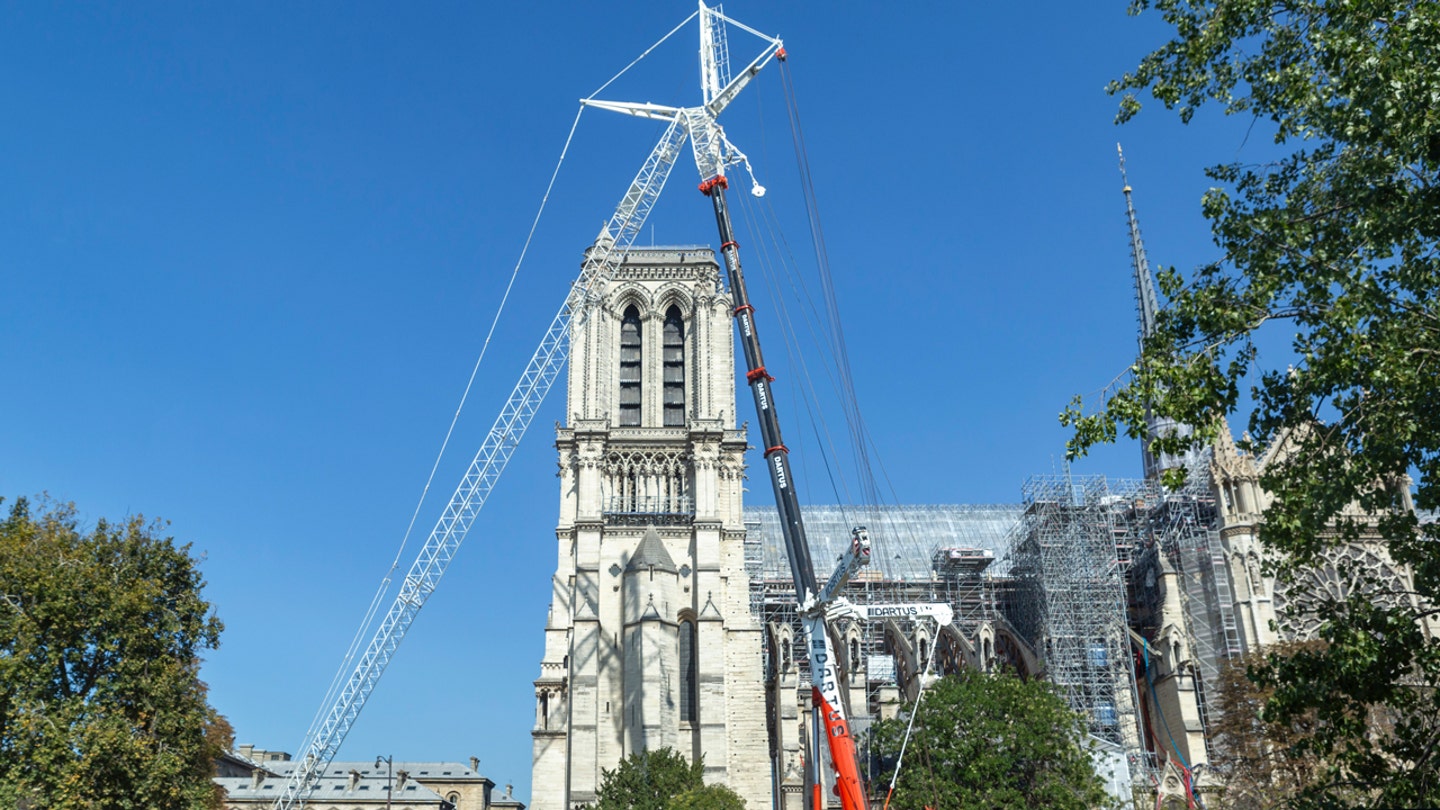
[619,306,642,426]
[679,617,698,723]
[662,306,685,427]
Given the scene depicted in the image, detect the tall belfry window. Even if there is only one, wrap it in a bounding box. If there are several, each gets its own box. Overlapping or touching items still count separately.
[662,306,686,427]
[619,306,642,427]
[679,617,698,723]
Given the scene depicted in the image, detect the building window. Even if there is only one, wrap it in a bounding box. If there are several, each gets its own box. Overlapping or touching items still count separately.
[679,618,698,723]
[662,306,685,427]
[619,306,642,426]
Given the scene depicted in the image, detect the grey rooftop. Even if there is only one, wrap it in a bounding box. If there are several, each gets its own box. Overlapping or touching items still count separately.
[745,503,1024,581]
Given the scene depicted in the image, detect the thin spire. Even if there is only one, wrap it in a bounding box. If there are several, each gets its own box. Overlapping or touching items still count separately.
[1118,145,1201,482]
[1119,143,1160,343]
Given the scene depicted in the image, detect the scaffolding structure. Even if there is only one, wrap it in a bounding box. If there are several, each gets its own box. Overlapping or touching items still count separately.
[747,504,1019,650]
[745,504,1022,803]
[746,503,1020,649]
[745,506,1018,690]
[1000,466,1239,776]
[1122,459,1239,749]
[1003,475,1143,751]
[742,484,1244,795]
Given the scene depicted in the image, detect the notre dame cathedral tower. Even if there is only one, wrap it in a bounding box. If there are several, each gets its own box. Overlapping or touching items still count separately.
[531,241,772,809]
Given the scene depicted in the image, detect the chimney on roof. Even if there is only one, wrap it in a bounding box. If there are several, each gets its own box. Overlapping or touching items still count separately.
[470,756,479,772]
[396,770,410,791]
[238,744,254,759]
[506,784,514,799]
[348,769,361,791]
[251,769,264,790]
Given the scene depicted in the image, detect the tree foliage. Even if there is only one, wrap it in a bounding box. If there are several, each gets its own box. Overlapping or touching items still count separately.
[870,671,1112,810]
[1209,642,1347,810]
[591,747,707,810]
[1063,1,1440,805]
[0,497,230,809]
[666,784,746,810]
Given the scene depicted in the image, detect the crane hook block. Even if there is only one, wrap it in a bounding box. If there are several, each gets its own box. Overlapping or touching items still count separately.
[746,366,775,383]
[777,47,787,62]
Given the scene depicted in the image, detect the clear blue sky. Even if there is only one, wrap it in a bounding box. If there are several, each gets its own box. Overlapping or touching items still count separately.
[1,2,1270,803]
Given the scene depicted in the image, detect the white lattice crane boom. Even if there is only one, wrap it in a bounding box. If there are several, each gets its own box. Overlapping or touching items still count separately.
[271,117,689,810]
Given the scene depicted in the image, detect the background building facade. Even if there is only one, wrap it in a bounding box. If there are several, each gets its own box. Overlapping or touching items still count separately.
[215,750,519,810]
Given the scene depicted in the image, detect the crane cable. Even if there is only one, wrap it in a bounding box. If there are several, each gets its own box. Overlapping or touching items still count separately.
[734,184,855,511]
[736,62,865,521]
[737,118,918,544]
[377,4,695,585]
[302,11,697,745]
[772,55,935,567]
[741,188,919,536]
[882,620,942,810]
[737,42,968,810]
[733,73,864,516]
[777,59,881,512]
[303,103,587,745]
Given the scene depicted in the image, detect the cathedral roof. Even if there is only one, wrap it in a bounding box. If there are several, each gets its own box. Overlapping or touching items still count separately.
[627,527,678,573]
[260,759,491,782]
[746,504,1022,581]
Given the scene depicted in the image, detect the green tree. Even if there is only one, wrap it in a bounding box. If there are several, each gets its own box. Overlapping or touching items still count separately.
[1063,2,1440,806]
[870,671,1112,810]
[0,497,229,809]
[667,784,746,810]
[592,748,705,810]
[1208,642,1350,810]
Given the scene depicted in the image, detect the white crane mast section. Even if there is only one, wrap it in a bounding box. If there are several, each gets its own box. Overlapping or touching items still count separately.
[814,528,871,608]
[271,117,689,810]
[583,5,783,179]
[698,4,729,107]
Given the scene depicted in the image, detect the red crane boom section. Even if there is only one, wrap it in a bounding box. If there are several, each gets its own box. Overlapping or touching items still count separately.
[701,175,869,810]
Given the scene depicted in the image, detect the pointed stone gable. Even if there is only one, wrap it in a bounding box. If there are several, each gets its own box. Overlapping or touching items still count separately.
[699,591,723,620]
[627,527,677,574]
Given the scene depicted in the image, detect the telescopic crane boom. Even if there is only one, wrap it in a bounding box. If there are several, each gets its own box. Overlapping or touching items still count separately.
[705,179,871,810]
[588,7,872,808]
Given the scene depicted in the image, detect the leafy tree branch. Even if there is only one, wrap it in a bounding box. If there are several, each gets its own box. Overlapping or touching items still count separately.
[1065,2,1440,805]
